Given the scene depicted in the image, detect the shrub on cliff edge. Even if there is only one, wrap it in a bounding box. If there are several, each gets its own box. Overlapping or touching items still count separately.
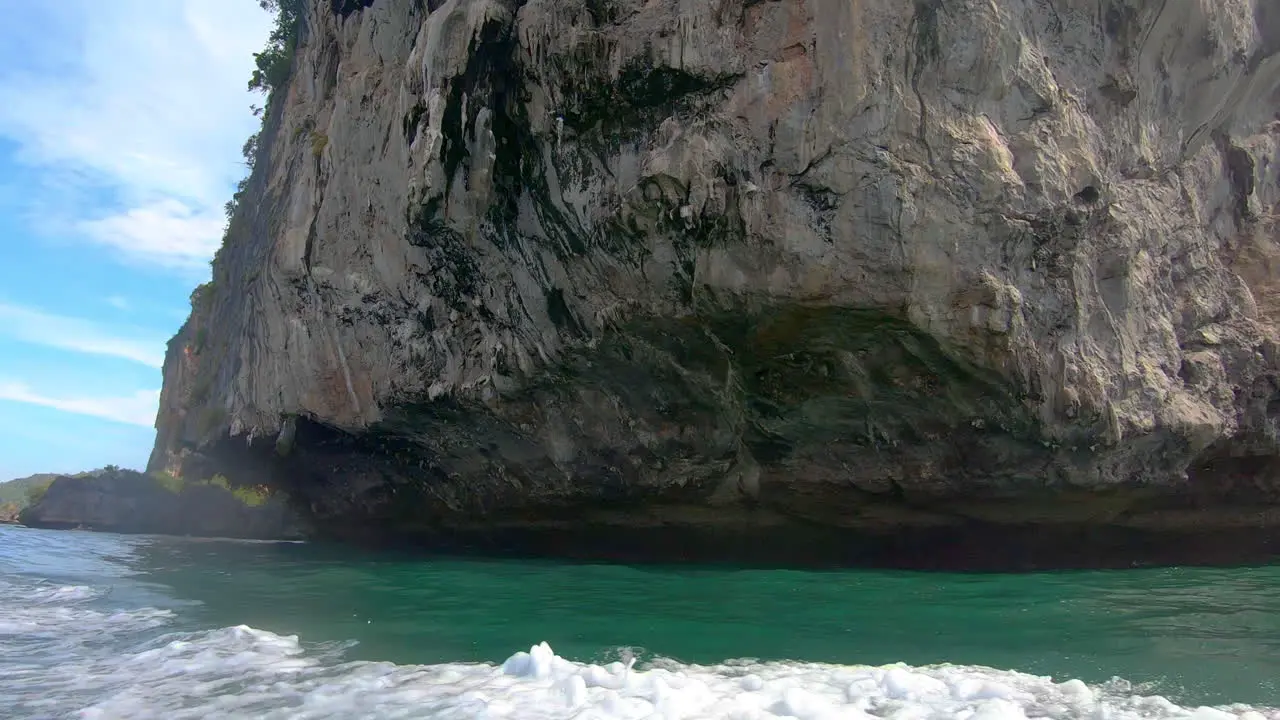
[150,471,186,494]
[248,0,306,96]
[24,478,53,507]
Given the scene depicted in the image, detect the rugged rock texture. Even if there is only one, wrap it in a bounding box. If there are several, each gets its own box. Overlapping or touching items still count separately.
[20,470,304,540]
[151,0,1280,567]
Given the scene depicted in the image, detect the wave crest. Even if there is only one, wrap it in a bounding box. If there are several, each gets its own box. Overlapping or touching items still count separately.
[57,630,1279,720]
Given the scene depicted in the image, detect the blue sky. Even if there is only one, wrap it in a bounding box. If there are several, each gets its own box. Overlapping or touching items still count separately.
[0,1,272,479]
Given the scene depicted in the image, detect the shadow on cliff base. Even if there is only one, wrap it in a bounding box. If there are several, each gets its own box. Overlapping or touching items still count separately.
[169,409,1280,573]
[177,442,1280,572]
[297,519,1280,573]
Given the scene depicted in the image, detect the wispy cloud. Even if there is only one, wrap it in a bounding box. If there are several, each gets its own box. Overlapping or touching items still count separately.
[78,199,225,271]
[0,303,166,368]
[0,0,271,271]
[105,295,131,311]
[0,381,158,427]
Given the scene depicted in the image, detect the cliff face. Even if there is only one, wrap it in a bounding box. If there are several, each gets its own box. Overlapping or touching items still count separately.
[151,0,1280,565]
[20,470,304,540]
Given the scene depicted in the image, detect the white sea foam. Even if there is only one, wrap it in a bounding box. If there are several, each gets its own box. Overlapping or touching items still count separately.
[2,528,1276,720]
[25,581,103,603]
[0,601,172,637]
[0,577,172,637]
[3,577,1278,719]
[54,632,1279,720]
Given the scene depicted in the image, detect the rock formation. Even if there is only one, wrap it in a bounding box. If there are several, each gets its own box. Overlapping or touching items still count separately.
[20,469,304,540]
[149,0,1280,567]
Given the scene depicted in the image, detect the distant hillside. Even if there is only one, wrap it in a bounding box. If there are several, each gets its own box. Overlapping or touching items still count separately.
[0,471,96,508]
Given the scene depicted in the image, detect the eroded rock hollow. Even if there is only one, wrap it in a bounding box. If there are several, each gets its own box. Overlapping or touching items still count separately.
[150,0,1280,568]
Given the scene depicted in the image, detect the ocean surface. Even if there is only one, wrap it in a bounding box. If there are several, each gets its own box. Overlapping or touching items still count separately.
[2,524,1279,719]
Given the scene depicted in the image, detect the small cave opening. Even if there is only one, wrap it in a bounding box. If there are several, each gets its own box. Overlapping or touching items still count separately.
[332,0,376,18]
[1073,185,1101,204]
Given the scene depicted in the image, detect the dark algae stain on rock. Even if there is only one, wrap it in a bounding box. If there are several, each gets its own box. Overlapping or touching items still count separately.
[149,0,1280,569]
[557,56,739,147]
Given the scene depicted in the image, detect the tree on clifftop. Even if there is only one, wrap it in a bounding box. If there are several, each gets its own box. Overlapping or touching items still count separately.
[248,0,307,96]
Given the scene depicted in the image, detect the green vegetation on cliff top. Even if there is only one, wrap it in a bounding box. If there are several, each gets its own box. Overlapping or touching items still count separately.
[150,471,276,508]
[2,468,277,510]
[248,0,305,97]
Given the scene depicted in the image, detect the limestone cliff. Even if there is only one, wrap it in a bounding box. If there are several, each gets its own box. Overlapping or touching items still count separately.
[151,0,1280,566]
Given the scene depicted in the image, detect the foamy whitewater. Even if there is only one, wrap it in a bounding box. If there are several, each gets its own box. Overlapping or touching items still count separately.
[2,526,1278,720]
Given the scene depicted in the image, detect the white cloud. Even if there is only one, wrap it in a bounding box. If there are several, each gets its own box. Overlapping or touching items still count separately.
[0,381,159,427]
[105,295,131,311]
[0,0,272,270]
[78,199,225,271]
[0,303,166,368]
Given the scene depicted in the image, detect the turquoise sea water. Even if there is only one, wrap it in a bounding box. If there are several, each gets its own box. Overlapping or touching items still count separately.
[2,524,1278,718]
